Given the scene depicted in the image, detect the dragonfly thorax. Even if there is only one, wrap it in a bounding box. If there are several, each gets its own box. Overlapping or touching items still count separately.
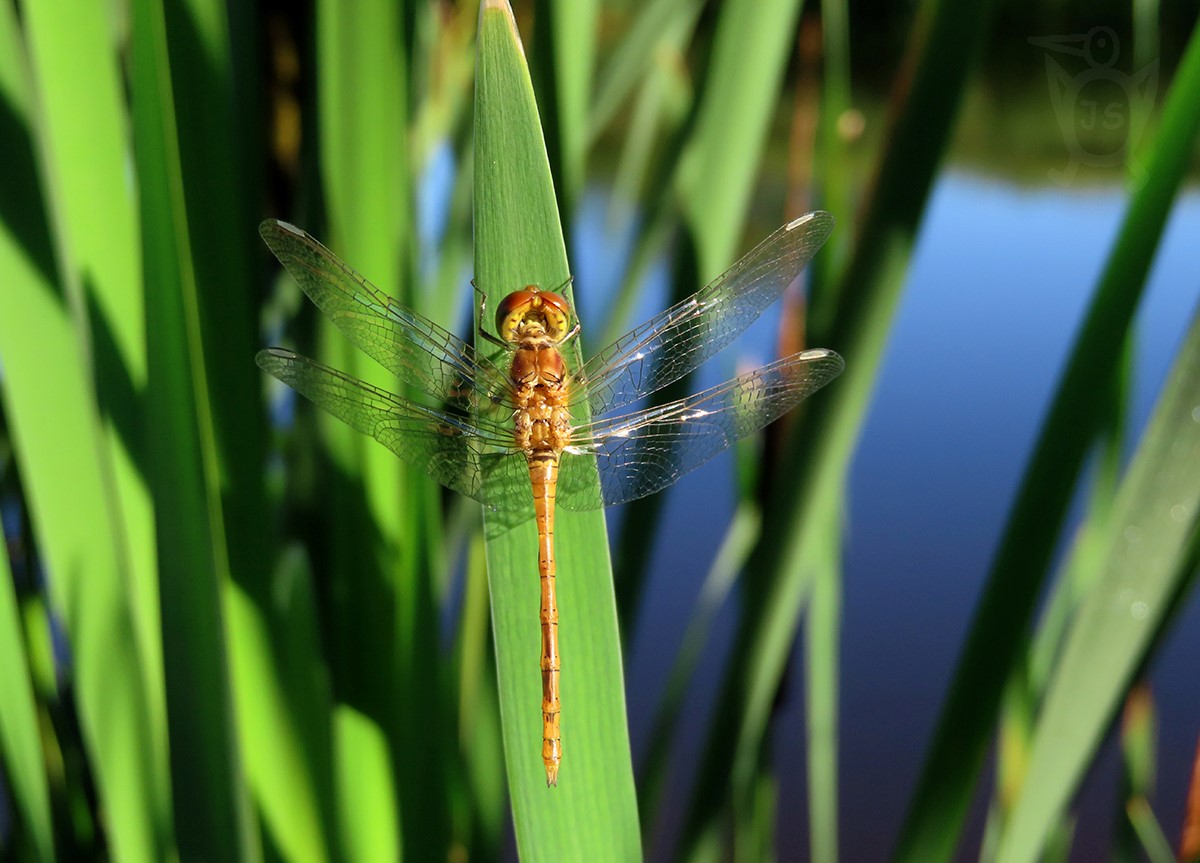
[495,287,573,344]
[511,344,566,385]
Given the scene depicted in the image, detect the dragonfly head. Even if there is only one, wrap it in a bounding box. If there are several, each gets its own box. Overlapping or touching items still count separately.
[495,287,573,344]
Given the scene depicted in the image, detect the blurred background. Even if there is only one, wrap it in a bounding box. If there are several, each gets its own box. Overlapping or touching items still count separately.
[1,0,1199,861]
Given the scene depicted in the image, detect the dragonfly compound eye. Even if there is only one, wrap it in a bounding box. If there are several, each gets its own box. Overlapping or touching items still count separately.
[496,287,574,343]
[537,291,572,341]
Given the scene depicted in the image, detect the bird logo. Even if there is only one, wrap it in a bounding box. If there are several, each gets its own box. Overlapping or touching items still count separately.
[1028,26,1158,184]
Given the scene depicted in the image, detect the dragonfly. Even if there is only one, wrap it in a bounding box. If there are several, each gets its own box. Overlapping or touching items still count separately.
[256,212,844,786]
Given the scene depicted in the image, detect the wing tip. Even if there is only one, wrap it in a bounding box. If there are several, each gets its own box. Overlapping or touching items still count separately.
[260,218,305,237]
[256,346,298,369]
[798,347,846,377]
[784,210,835,233]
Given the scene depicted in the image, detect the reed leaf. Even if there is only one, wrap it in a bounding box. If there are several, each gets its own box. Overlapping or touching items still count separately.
[675,0,806,271]
[8,3,170,859]
[131,0,260,858]
[532,0,598,224]
[587,0,705,144]
[0,533,54,861]
[994,304,1200,862]
[681,0,999,855]
[314,1,448,856]
[615,0,807,651]
[475,2,640,858]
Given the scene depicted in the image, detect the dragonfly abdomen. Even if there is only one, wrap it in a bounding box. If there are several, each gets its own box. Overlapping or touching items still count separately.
[529,451,562,786]
[511,339,572,787]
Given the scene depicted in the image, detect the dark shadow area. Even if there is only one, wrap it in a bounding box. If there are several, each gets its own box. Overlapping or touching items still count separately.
[0,89,61,295]
[85,284,147,480]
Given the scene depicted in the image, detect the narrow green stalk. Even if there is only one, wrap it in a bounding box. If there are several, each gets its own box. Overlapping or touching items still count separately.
[0,538,54,861]
[475,2,640,857]
[316,0,445,857]
[132,0,259,857]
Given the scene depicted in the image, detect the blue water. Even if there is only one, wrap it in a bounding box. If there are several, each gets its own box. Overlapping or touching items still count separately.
[612,172,1200,860]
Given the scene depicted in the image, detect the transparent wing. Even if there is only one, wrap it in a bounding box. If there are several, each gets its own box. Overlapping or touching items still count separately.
[557,349,844,510]
[258,349,530,511]
[575,211,833,414]
[260,219,513,409]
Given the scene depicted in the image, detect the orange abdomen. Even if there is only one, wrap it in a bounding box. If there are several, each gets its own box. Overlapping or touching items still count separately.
[529,453,561,785]
[512,342,570,787]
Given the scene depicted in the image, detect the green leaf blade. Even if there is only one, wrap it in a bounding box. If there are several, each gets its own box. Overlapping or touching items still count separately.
[0,540,55,862]
[995,300,1200,862]
[475,2,640,858]
[8,3,171,859]
[315,2,443,857]
[131,0,262,859]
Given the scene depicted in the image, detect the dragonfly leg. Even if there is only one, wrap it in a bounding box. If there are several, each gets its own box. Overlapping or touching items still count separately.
[473,285,509,348]
[559,321,581,346]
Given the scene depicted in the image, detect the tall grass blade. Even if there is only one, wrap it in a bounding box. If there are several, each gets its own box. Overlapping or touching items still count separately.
[1115,686,1157,862]
[809,0,853,333]
[315,0,446,856]
[795,12,853,852]
[607,28,691,219]
[475,2,640,857]
[680,0,1000,855]
[12,4,171,859]
[898,19,1200,861]
[587,0,705,143]
[131,1,260,858]
[805,525,841,863]
[19,4,149,445]
[159,0,272,611]
[0,535,54,861]
[457,532,507,856]
[23,0,160,704]
[1127,798,1178,863]
[1181,738,1200,862]
[1027,341,1130,696]
[615,0,807,644]
[532,0,597,223]
[675,0,806,271]
[639,505,759,828]
[334,705,400,863]
[993,300,1200,860]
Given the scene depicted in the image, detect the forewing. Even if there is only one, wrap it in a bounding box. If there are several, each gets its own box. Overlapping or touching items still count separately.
[260,219,512,408]
[575,211,833,414]
[258,348,529,511]
[560,349,844,510]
